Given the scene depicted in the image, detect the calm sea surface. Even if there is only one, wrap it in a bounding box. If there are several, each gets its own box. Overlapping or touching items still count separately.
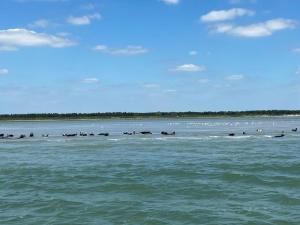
[1,117,300,225]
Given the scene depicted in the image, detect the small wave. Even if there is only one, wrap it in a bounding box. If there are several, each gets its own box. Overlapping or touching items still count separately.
[226,135,251,139]
[159,136,214,141]
[223,135,249,139]
[263,135,273,138]
[46,139,66,143]
[208,136,220,138]
[108,138,121,142]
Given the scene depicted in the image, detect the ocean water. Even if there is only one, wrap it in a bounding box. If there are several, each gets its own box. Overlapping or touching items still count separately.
[0,117,300,225]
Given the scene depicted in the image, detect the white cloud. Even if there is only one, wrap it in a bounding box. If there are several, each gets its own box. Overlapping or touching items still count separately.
[56,32,70,37]
[201,8,254,22]
[214,24,234,33]
[94,45,148,56]
[226,74,244,80]
[81,78,99,84]
[172,64,206,73]
[0,68,8,75]
[143,83,160,88]
[163,89,177,93]
[213,18,296,37]
[189,50,198,56]
[161,0,180,5]
[296,69,300,75]
[67,13,101,26]
[94,45,108,51]
[0,29,76,50]
[29,19,51,28]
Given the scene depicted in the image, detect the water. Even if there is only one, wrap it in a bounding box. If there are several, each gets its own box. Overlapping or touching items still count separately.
[1,117,300,225]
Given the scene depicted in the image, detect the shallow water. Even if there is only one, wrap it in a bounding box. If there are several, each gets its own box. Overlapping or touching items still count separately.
[1,117,300,224]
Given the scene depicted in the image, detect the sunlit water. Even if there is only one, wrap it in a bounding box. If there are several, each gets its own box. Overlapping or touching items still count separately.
[1,117,300,224]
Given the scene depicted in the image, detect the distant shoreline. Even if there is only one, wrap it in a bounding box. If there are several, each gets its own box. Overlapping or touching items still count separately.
[1,111,300,121]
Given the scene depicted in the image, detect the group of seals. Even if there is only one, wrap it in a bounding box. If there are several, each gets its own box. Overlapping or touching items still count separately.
[1,127,297,140]
[63,132,110,137]
[228,128,298,138]
[0,133,29,139]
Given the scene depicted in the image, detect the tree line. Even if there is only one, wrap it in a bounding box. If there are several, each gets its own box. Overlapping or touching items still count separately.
[0,110,300,120]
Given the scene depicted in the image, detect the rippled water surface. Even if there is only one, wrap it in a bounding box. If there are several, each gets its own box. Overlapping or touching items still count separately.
[1,117,300,224]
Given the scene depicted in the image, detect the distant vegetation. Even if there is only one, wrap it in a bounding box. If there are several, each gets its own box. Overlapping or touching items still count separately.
[0,110,300,120]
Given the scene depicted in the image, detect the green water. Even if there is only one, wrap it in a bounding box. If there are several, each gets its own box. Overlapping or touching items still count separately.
[0,118,300,224]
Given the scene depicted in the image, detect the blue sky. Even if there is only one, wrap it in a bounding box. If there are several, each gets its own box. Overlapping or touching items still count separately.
[0,0,300,113]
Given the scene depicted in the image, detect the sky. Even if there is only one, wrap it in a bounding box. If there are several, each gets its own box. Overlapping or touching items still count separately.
[0,0,300,113]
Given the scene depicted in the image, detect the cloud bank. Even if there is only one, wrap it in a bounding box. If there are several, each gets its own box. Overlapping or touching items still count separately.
[213,18,296,37]
[0,28,76,50]
[172,64,206,72]
[94,45,148,56]
[81,78,99,84]
[201,8,255,22]
[67,13,101,26]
